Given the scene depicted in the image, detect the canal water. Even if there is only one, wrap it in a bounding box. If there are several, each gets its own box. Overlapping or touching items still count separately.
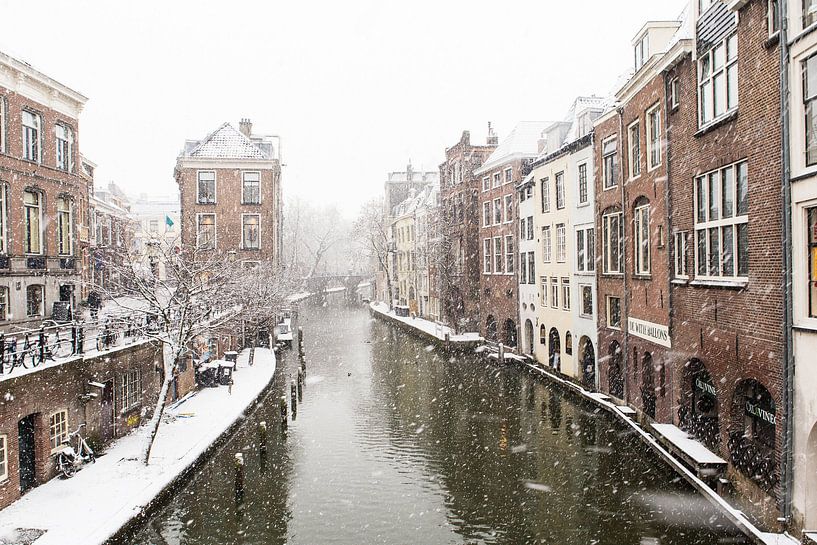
[129,303,747,545]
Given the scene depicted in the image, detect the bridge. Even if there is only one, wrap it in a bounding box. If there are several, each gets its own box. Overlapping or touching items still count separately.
[303,274,374,303]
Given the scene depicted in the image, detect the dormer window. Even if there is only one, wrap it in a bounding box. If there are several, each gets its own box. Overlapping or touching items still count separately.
[699,0,715,16]
[805,0,817,28]
[634,34,649,71]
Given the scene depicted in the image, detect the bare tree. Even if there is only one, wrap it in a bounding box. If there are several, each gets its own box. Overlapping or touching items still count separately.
[354,197,394,309]
[93,238,288,464]
[283,197,351,281]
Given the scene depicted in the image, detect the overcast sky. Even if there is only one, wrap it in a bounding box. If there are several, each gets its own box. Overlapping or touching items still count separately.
[0,0,684,217]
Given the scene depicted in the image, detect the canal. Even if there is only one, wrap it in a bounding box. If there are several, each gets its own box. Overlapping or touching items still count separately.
[129,303,748,545]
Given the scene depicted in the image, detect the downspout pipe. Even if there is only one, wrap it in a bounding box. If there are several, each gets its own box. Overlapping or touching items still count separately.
[617,106,629,404]
[779,0,795,524]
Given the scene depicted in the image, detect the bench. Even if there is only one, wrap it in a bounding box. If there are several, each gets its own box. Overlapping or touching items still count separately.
[651,423,727,480]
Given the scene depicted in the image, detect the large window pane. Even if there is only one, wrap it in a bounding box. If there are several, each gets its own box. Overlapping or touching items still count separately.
[697,177,706,223]
[708,227,720,276]
[708,172,719,220]
[737,222,749,276]
[722,166,734,218]
[737,162,749,215]
[722,225,734,276]
[697,229,707,276]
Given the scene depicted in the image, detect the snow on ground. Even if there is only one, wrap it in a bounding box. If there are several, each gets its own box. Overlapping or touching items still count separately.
[369,302,481,342]
[0,348,277,545]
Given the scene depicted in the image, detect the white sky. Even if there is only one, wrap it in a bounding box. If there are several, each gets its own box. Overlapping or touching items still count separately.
[0,0,684,217]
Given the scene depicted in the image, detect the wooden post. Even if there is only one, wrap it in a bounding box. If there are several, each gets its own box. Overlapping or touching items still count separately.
[234,453,245,503]
[258,420,267,453]
[279,396,288,429]
[291,380,297,418]
[297,368,303,401]
[444,332,450,351]
[498,343,505,364]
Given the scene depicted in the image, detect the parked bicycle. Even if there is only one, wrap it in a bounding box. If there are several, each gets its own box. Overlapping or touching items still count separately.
[96,319,121,351]
[56,423,95,478]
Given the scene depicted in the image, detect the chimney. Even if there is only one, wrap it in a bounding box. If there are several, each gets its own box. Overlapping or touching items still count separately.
[487,122,498,146]
[537,130,547,154]
[239,118,252,137]
[406,160,413,181]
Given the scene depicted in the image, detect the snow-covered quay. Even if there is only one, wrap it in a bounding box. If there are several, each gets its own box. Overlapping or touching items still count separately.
[0,348,277,545]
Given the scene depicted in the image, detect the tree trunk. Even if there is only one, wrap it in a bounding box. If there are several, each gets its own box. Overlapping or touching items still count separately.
[141,344,179,465]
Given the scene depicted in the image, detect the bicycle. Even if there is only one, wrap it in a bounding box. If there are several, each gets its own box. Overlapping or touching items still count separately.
[96,320,120,351]
[56,423,95,478]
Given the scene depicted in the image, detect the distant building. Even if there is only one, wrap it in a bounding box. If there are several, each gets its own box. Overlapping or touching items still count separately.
[175,119,282,268]
[384,163,438,214]
[0,49,88,329]
[89,182,134,296]
[129,193,181,280]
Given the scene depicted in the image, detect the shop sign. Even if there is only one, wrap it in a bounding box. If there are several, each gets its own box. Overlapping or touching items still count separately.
[627,317,671,348]
[695,376,716,398]
[745,400,776,426]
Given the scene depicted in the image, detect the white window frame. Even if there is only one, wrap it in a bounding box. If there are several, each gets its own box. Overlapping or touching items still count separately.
[493,236,503,274]
[669,77,680,109]
[550,277,559,309]
[634,202,651,276]
[542,226,552,263]
[693,161,749,280]
[541,276,548,306]
[483,201,491,227]
[493,197,502,225]
[556,223,566,263]
[561,277,570,311]
[483,238,492,274]
[196,170,217,204]
[555,172,565,209]
[241,171,261,205]
[196,213,217,250]
[482,177,490,192]
[505,235,514,274]
[541,177,550,213]
[504,194,513,223]
[22,110,41,163]
[634,33,649,71]
[119,368,142,412]
[49,409,68,453]
[0,184,8,254]
[602,137,618,190]
[674,230,689,278]
[646,104,662,170]
[504,167,513,184]
[527,252,535,283]
[698,33,738,127]
[57,196,73,256]
[492,172,501,188]
[606,295,622,330]
[241,213,261,250]
[628,121,641,179]
[0,285,9,321]
[520,251,527,284]
[526,215,534,241]
[577,162,589,205]
[580,285,593,318]
[602,211,624,275]
[26,284,43,317]
[23,189,43,255]
[55,123,74,172]
[0,434,7,481]
[0,97,5,153]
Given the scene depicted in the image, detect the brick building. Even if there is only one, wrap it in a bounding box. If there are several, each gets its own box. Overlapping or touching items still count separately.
[0,49,89,330]
[89,182,134,297]
[594,19,686,424]
[176,119,282,268]
[665,0,784,524]
[438,129,496,332]
[476,121,549,346]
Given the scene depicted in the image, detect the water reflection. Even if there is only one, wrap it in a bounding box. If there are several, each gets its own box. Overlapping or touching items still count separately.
[129,305,745,545]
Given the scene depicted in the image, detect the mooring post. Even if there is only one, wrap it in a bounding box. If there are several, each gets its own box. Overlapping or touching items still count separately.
[498,343,505,364]
[258,420,268,453]
[291,379,297,418]
[297,368,303,400]
[280,395,288,429]
[444,332,450,351]
[234,453,245,503]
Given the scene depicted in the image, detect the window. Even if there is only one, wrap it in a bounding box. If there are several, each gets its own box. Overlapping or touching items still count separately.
[603,210,624,274]
[607,296,622,329]
[669,77,680,109]
[578,163,588,204]
[769,0,780,35]
[577,229,585,272]
[22,110,41,162]
[542,226,552,262]
[587,227,595,271]
[504,194,513,223]
[49,410,68,452]
[699,33,738,126]
[493,172,501,188]
[628,122,641,179]
[647,105,662,169]
[0,287,7,321]
[242,171,261,204]
[57,197,72,256]
[527,215,534,241]
[541,277,548,306]
[528,252,535,284]
[23,190,42,254]
[804,0,817,28]
[556,224,566,262]
[242,214,260,250]
[577,227,595,272]
[634,201,651,275]
[197,214,216,250]
[505,235,514,273]
[0,97,5,153]
[694,161,749,279]
[483,202,491,226]
[504,167,513,184]
[634,33,649,71]
[520,252,527,284]
[494,237,503,273]
[803,53,817,166]
[541,178,550,213]
[551,277,559,308]
[106,217,112,246]
[699,0,715,15]
[602,138,618,189]
[149,219,159,233]
[484,238,492,273]
[0,184,8,254]
[555,172,565,209]
[494,198,502,225]
[120,369,142,412]
[807,208,817,317]
[197,171,216,204]
[562,278,570,310]
[520,217,527,240]
[55,124,73,171]
[0,435,6,481]
[482,177,490,192]
[675,231,689,278]
[565,332,573,355]
[581,285,593,317]
[27,285,43,317]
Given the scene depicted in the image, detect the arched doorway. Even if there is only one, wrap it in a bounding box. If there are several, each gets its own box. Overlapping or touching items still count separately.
[486,315,497,342]
[524,319,534,355]
[728,379,777,491]
[539,324,546,345]
[503,319,517,347]
[580,337,595,388]
[641,352,656,419]
[608,341,623,398]
[549,328,561,371]
[680,359,720,451]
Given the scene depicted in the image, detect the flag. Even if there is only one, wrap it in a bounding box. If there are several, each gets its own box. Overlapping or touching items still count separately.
[165,215,174,228]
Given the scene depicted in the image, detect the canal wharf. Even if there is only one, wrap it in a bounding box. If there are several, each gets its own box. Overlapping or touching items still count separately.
[0,348,278,545]
[368,302,482,352]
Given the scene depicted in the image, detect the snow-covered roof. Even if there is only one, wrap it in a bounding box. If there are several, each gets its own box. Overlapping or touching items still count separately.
[476,121,551,174]
[391,179,439,218]
[181,123,273,160]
